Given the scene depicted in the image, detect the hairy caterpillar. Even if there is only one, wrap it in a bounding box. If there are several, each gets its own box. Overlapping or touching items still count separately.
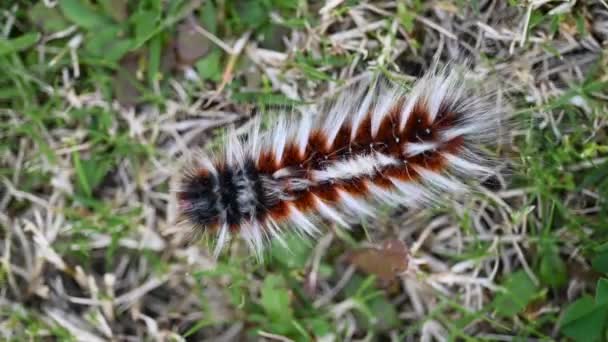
[177,67,503,256]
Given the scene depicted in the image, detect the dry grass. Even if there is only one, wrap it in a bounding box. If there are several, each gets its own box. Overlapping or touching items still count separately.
[1,0,607,341]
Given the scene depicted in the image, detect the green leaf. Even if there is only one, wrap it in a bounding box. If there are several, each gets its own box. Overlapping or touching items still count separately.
[581,160,608,189]
[230,0,270,31]
[132,10,158,47]
[269,233,311,269]
[28,3,71,33]
[148,35,162,85]
[295,61,333,81]
[306,318,333,338]
[539,244,567,288]
[59,0,112,29]
[260,275,292,324]
[561,295,608,342]
[492,271,538,317]
[183,318,216,338]
[72,153,113,198]
[592,251,608,274]
[562,296,595,326]
[84,26,133,62]
[73,152,91,197]
[596,279,608,307]
[397,2,416,33]
[0,33,40,56]
[200,0,218,34]
[575,13,588,36]
[368,295,400,331]
[195,49,222,82]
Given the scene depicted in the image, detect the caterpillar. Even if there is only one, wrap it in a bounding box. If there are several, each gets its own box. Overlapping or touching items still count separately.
[177,67,503,257]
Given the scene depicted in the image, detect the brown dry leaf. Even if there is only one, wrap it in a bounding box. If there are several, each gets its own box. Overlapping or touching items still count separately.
[176,21,211,65]
[114,52,141,107]
[161,40,178,74]
[346,239,409,286]
[523,298,548,321]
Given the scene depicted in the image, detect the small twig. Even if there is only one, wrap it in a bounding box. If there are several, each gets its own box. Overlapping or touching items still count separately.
[187,17,234,54]
[258,331,295,342]
[520,4,532,47]
[213,30,252,96]
[415,15,457,40]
